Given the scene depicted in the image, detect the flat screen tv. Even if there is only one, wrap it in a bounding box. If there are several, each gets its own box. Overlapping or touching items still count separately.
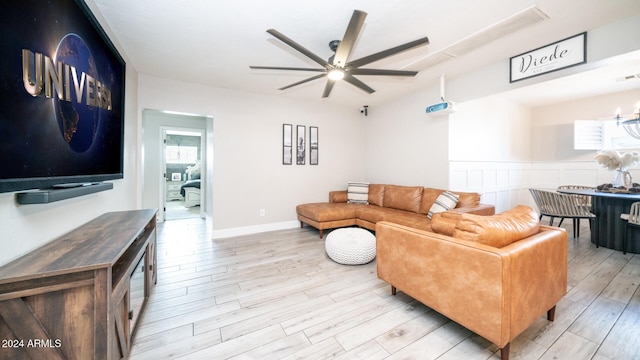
[0,0,125,193]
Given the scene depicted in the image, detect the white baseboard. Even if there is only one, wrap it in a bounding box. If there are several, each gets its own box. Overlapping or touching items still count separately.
[211,220,300,239]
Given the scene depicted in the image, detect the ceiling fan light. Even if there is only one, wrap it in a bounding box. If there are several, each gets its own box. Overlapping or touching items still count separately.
[328,69,345,81]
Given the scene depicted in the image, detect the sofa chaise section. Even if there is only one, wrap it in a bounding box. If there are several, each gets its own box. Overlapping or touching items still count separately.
[296,202,358,237]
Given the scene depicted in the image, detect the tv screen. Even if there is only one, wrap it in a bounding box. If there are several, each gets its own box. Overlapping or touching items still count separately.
[0,0,125,193]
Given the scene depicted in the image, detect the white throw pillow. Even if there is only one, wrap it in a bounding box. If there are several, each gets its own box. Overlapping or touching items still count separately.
[347,182,369,204]
[427,191,459,219]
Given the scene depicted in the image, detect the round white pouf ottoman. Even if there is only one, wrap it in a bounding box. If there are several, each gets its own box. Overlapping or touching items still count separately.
[325,228,376,265]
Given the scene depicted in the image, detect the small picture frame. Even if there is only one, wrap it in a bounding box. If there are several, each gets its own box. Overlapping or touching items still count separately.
[310,126,318,165]
[283,124,292,165]
[296,125,306,165]
[171,173,181,181]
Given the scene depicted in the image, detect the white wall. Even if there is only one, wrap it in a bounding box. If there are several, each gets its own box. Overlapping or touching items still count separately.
[137,75,367,237]
[365,91,534,212]
[531,89,640,161]
[0,0,140,265]
[450,96,532,162]
[445,96,533,212]
[363,89,450,188]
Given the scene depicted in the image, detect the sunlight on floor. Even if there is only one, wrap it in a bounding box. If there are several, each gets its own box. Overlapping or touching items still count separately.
[165,200,200,221]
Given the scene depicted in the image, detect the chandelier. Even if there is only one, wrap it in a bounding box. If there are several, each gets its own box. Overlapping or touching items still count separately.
[616,104,640,139]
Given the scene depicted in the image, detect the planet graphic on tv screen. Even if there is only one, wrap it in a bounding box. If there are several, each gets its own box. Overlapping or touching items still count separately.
[54,33,100,153]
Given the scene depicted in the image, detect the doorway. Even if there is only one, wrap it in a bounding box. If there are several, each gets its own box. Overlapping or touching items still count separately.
[142,109,211,223]
[163,128,204,221]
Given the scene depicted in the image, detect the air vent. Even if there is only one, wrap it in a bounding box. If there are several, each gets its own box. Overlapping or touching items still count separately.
[407,5,549,68]
[616,74,640,82]
[417,52,455,68]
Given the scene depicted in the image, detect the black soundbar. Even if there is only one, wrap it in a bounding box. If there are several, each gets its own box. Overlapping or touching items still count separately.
[16,182,114,204]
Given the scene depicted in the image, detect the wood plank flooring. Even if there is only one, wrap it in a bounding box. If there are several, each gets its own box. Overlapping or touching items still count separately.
[128,218,640,359]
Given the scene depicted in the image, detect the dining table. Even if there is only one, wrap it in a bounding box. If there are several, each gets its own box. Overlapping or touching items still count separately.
[557,188,640,253]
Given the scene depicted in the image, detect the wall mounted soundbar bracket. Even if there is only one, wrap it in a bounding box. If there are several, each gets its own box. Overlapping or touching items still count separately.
[16,182,113,204]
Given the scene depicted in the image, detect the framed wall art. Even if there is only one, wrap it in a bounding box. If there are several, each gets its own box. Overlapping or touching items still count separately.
[296,125,306,165]
[282,124,292,165]
[510,32,586,82]
[310,126,318,165]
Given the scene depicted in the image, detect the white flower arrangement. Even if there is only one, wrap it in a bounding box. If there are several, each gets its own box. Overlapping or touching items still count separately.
[594,150,640,171]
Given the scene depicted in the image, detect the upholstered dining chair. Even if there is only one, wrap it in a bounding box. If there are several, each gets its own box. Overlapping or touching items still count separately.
[529,188,596,238]
[620,201,640,254]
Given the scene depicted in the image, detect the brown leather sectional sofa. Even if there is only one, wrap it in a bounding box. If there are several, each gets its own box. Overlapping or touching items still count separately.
[298,185,568,359]
[296,184,495,238]
[376,206,568,359]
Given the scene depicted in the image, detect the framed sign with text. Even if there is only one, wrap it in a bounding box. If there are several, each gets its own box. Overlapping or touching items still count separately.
[510,32,586,82]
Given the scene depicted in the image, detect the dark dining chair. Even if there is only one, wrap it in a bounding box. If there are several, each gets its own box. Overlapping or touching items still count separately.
[529,188,596,238]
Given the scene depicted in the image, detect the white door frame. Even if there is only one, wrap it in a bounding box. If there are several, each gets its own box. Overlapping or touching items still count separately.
[159,126,205,222]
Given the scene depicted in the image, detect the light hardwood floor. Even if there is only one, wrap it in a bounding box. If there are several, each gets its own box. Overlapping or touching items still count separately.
[129,218,640,360]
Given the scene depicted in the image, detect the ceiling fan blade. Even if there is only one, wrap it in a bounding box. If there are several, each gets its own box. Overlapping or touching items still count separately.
[343,74,375,94]
[266,29,330,68]
[333,10,367,66]
[322,80,336,98]
[250,66,326,72]
[278,73,327,91]
[350,68,418,76]
[347,36,429,68]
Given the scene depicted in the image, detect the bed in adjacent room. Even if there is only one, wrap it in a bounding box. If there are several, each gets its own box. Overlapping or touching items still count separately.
[181,161,201,207]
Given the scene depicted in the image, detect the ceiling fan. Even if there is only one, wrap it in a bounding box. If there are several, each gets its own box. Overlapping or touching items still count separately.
[250,10,429,98]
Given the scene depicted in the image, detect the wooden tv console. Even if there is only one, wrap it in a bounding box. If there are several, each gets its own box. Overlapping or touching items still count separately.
[0,209,157,360]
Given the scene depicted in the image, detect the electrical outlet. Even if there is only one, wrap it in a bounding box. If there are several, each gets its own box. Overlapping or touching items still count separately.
[259,209,265,216]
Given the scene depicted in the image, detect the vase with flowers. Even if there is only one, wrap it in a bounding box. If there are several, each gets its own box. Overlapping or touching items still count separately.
[594,150,640,189]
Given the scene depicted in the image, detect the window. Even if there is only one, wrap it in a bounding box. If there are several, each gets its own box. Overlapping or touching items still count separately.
[574,119,640,150]
[166,145,198,164]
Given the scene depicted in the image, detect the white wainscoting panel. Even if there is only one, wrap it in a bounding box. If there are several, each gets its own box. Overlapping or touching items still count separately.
[449,161,629,213]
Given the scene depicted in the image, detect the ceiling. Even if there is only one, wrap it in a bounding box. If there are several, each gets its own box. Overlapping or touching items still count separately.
[92,0,640,108]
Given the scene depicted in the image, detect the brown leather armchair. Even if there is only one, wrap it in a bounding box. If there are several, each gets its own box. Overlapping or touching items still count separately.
[376,206,567,359]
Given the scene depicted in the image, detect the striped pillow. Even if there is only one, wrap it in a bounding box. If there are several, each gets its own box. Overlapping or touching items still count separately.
[427,191,459,219]
[347,182,369,204]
